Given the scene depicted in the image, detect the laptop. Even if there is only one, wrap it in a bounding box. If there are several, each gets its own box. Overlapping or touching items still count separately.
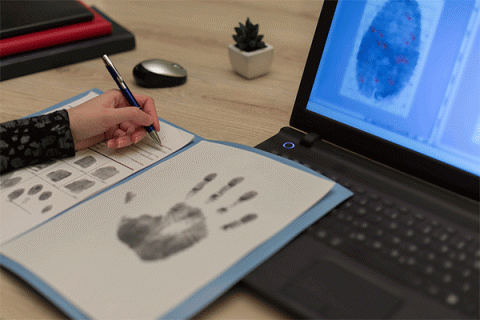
[242,0,480,318]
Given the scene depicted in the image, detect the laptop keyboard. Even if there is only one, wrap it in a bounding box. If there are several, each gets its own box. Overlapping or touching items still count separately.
[265,146,480,317]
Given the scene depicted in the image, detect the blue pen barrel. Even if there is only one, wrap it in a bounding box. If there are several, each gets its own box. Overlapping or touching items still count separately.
[103,54,162,145]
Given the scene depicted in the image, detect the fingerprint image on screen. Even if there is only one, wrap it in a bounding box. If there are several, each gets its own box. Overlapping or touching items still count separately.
[338,0,444,118]
[356,0,421,100]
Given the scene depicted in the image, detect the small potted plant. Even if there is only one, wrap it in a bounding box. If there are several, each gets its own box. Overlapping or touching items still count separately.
[228,17,274,79]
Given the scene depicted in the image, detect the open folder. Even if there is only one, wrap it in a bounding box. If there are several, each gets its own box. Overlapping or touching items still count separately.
[0,89,351,319]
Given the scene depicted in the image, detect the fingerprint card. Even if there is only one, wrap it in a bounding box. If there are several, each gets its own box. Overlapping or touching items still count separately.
[0,90,194,244]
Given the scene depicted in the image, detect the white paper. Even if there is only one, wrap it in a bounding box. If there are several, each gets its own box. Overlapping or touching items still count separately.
[0,92,194,243]
[1,141,335,319]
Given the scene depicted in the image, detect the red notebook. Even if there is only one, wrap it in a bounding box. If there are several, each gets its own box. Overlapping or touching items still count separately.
[0,1,112,58]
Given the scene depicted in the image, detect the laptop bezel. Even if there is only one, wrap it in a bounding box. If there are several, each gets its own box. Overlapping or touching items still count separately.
[290,0,479,202]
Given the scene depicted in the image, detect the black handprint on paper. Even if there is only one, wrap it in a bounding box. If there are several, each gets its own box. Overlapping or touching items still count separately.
[186,173,217,198]
[117,203,207,261]
[206,177,244,203]
[117,173,259,262]
[221,213,258,230]
[217,191,258,213]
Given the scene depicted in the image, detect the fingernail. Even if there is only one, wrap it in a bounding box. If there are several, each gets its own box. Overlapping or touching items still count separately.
[134,136,141,144]
[118,140,128,148]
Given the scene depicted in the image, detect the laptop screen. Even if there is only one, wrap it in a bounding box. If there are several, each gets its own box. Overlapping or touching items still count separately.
[305,0,479,177]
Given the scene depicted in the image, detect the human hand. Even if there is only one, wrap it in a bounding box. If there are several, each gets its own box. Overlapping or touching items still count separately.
[67,89,161,151]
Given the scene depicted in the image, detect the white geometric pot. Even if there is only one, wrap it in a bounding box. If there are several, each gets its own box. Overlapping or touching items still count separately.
[228,43,274,79]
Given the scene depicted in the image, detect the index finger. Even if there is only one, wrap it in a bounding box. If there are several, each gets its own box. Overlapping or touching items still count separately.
[131,93,161,131]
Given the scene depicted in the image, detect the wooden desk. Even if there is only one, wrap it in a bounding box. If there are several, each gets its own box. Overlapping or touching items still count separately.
[0,1,322,318]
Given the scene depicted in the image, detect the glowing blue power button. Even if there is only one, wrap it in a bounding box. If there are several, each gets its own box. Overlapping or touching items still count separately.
[283,142,295,149]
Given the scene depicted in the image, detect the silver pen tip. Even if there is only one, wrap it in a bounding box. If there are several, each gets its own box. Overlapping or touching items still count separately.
[150,131,163,147]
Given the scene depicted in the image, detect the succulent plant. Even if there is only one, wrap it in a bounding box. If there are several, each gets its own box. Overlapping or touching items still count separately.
[233,17,267,52]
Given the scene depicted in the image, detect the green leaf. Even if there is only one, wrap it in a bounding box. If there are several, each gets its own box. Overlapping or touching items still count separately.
[234,17,266,51]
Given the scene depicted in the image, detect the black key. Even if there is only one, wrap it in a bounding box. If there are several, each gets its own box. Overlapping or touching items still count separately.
[430,241,451,256]
[460,297,479,316]
[334,237,425,288]
[399,215,415,227]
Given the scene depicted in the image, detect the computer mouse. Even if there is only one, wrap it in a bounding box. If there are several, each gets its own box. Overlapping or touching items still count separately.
[133,59,187,88]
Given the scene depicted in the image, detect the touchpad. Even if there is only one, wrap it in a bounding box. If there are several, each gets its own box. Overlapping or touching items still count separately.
[280,259,403,319]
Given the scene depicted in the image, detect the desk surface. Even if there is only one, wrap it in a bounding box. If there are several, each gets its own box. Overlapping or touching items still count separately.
[0,1,322,318]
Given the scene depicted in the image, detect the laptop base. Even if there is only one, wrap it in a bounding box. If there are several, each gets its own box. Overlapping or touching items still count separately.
[242,127,479,319]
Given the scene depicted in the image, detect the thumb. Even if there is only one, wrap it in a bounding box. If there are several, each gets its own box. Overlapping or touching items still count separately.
[105,107,154,128]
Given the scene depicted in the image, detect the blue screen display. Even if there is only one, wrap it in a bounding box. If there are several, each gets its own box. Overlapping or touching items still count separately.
[307,0,480,176]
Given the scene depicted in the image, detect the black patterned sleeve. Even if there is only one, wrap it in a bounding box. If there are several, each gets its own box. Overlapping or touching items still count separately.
[0,110,75,174]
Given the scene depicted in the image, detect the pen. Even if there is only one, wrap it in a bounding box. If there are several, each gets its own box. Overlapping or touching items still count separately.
[101,54,162,147]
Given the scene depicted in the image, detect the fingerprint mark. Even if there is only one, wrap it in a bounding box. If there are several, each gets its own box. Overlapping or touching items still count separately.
[65,179,95,194]
[28,184,43,195]
[47,169,72,182]
[241,213,257,223]
[222,220,241,230]
[125,191,136,204]
[206,177,244,203]
[217,191,258,213]
[186,173,217,198]
[92,166,119,180]
[222,213,258,230]
[8,188,24,201]
[74,155,96,169]
[356,0,420,100]
[41,205,53,213]
[39,191,52,201]
[31,160,56,172]
[1,176,22,189]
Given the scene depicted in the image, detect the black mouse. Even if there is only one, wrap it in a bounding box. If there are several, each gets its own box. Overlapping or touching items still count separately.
[133,59,187,88]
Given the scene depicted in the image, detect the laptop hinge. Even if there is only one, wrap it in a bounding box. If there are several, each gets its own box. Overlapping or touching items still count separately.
[299,132,321,148]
